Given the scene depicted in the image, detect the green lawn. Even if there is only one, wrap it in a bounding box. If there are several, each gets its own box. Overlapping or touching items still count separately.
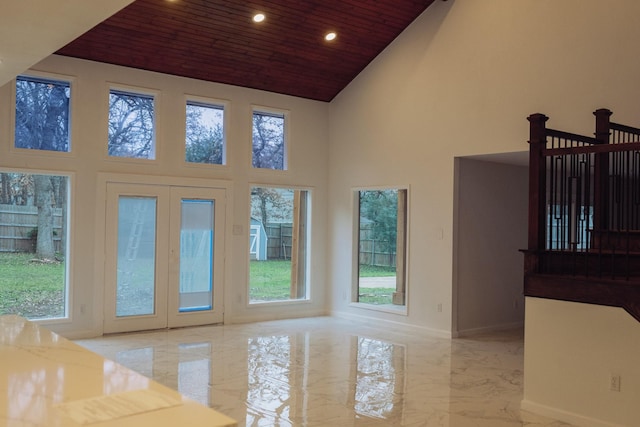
[250,260,293,301]
[0,254,396,318]
[250,260,396,304]
[358,264,396,277]
[0,252,65,319]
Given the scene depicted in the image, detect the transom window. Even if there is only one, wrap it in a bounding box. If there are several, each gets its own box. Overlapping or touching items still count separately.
[108,89,156,160]
[252,110,286,170]
[15,75,71,152]
[185,100,225,165]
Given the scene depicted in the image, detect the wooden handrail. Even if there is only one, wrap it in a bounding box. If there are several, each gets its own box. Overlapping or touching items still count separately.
[545,128,601,145]
[524,108,640,323]
[543,141,640,156]
[610,121,640,136]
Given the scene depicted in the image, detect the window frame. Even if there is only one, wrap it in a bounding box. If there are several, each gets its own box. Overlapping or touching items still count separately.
[247,184,312,306]
[184,95,229,168]
[106,84,161,163]
[0,168,75,325]
[11,72,76,158]
[351,186,409,315]
[250,106,290,172]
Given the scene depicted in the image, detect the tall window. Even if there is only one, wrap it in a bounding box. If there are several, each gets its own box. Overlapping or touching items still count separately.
[185,100,225,165]
[356,189,408,307]
[0,172,70,320]
[249,187,309,302]
[15,75,71,152]
[252,110,286,170]
[108,89,156,159]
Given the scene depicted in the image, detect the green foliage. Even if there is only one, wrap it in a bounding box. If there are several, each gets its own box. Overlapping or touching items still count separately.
[186,123,224,164]
[0,252,65,319]
[186,102,224,164]
[360,190,398,253]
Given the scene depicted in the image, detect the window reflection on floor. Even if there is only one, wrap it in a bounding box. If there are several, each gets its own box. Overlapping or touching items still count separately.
[113,343,213,406]
[351,337,405,421]
[103,359,150,395]
[246,334,308,426]
[115,347,154,379]
[178,342,211,406]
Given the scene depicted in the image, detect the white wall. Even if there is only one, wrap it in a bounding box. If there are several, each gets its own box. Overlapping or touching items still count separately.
[0,55,329,337]
[454,158,527,335]
[524,298,640,427]
[327,0,640,423]
[328,0,640,331]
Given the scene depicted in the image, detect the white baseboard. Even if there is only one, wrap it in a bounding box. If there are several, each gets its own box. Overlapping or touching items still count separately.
[521,399,625,427]
[454,321,524,338]
[226,309,327,325]
[330,309,452,338]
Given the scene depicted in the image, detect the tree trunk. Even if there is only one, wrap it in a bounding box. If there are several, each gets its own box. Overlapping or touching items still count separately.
[0,173,11,204]
[52,176,67,255]
[34,175,55,259]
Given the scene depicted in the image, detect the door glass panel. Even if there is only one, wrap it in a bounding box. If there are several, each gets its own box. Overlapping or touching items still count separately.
[179,199,214,312]
[116,196,157,317]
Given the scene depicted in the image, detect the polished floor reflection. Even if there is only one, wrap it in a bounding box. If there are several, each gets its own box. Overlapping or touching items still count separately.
[76,316,572,426]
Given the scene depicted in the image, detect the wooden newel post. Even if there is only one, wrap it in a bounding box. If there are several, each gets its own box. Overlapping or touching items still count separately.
[526,113,549,275]
[593,108,612,234]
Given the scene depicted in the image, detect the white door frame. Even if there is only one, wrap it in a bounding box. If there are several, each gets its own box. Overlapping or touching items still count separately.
[94,173,232,335]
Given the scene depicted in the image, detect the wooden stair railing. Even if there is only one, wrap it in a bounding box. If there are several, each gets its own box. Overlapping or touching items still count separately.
[523,109,640,322]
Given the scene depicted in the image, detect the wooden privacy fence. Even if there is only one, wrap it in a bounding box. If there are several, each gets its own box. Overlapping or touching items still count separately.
[359,224,396,268]
[264,222,396,267]
[0,204,63,252]
[265,223,292,259]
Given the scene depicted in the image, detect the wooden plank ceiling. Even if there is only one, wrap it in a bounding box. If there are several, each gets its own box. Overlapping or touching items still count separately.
[56,0,437,102]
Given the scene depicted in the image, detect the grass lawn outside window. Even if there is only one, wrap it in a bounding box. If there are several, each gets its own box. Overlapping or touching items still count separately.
[0,252,65,319]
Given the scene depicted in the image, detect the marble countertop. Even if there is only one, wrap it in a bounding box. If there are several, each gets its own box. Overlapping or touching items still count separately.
[0,315,237,426]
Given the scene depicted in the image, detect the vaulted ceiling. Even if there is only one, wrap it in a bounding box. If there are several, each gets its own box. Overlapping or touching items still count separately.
[55,0,438,102]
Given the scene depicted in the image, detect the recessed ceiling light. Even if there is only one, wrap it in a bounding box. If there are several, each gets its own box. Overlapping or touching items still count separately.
[253,13,265,23]
[325,32,337,42]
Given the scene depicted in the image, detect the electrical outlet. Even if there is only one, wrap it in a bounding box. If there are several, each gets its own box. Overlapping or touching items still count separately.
[437,303,443,313]
[610,374,621,392]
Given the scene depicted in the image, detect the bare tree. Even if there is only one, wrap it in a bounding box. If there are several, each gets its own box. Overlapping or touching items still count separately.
[108,91,155,158]
[14,76,69,259]
[252,112,285,169]
[251,187,292,225]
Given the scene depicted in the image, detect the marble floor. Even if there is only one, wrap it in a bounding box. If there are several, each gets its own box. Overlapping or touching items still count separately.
[75,316,572,427]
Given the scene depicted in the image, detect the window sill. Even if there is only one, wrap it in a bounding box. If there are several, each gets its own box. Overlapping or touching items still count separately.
[349,302,407,316]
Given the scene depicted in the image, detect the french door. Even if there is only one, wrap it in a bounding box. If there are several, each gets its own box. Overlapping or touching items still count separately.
[104,183,225,333]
